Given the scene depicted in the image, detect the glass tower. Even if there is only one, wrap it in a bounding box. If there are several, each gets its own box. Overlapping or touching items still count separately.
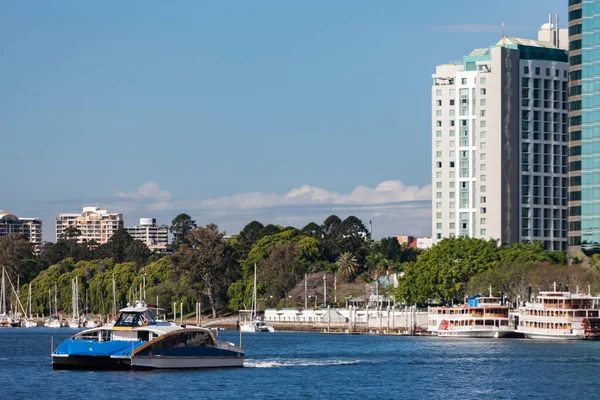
[568,0,600,257]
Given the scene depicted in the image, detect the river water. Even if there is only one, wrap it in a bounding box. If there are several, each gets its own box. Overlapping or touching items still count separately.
[1,328,599,399]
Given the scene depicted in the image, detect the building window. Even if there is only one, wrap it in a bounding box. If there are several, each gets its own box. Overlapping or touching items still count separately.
[450,161,455,168]
[480,99,486,106]
[449,202,455,209]
[481,196,486,203]
[481,186,486,193]
[436,140,442,148]
[436,151,442,158]
[436,202,442,209]
[437,233,442,239]
[481,229,487,236]
[535,67,540,75]
[436,100,442,106]
[450,120,455,126]
[436,192,442,199]
[449,130,455,137]
[436,110,442,116]
[480,207,486,214]
[450,99,455,106]
[436,162,442,168]
[436,182,442,188]
[449,110,455,117]
[436,172,442,178]
[450,223,455,229]
[480,142,486,150]
[524,66,529,74]
[449,171,455,178]
[461,78,467,85]
[449,192,455,198]
[480,218,486,225]
[480,131,487,139]
[480,110,486,117]
[436,121,442,127]
[449,89,455,96]
[449,212,455,219]
[480,121,486,128]
[480,175,486,181]
[437,223,442,229]
[436,89,442,96]
[480,77,487,84]
[555,69,559,77]
[436,130,442,138]
[545,68,550,76]
[480,88,486,95]
[449,151,455,157]
[449,182,455,188]
[449,140,455,148]
[436,212,442,219]
[480,164,486,171]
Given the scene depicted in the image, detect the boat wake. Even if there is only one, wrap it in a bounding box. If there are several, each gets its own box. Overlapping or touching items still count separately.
[244,359,359,368]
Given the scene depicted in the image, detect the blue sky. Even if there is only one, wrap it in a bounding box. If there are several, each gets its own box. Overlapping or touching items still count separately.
[0,0,565,241]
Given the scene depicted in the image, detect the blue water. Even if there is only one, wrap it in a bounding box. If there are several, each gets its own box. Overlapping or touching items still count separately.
[2,328,600,399]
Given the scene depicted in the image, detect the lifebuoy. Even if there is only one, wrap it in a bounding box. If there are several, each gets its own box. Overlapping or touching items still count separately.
[441,320,448,330]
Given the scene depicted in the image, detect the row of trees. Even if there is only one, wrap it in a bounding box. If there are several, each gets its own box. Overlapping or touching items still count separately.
[4,214,594,319]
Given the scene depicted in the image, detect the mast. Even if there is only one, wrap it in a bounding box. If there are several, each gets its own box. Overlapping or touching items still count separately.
[54,283,58,318]
[1,267,5,316]
[112,273,116,317]
[28,284,32,319]
[253,263,257,320]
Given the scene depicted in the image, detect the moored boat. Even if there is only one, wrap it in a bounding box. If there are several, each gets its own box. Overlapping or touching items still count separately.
[514,286,600,340]
[52,300,245,370]
[428,294,512,338]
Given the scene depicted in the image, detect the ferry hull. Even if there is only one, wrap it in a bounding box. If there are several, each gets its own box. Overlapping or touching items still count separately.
[52,354,131,370]
[131,355,245,369]
[522,331,600,340]
[52,354,245,370]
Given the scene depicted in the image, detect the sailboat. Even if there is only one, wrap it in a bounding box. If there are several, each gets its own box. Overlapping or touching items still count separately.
[0,268,17,327]
[240,264,274,332]
[68,277,80,328]
[46,284,63,328]
[21,284,37,328]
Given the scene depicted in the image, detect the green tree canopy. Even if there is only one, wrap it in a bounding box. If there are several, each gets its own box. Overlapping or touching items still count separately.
[170,213,196,249]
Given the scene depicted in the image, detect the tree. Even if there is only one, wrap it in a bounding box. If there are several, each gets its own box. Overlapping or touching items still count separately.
[336,252,359,280]
[59,226,82,240]
[300,222,322,238]
[259,224,282,237]
[172,224,228,318]
[395,237,499,304]
[98,229,134,264]
[125,240,152,267]
[171,213,196,249]
[0,233,34,283]
[235,221,264,260]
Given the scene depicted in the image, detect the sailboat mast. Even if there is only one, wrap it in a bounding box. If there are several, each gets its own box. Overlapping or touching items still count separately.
[54,283,58,318]
[112,273,116,317]
[253,263,258,320]
[28,284,32,319]
[1,267,5,316]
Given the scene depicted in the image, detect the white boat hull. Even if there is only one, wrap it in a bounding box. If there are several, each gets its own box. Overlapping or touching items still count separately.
[432,328,509,338]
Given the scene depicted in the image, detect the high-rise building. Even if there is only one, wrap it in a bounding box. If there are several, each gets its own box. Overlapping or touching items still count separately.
[432,26,568,251]
[0,210,42,244]
[56,207,123,244]
[567,1,599,259]
[125,218,171,253]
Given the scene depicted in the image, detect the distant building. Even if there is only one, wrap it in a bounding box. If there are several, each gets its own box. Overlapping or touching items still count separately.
[416,237,434,250]
[396,235,417,247]
[432,22,568,251]
[0,210,42,244]
[56,207,123,244]
[125,218,171,253]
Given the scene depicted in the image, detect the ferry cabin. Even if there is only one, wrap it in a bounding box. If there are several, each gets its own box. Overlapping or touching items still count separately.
[429,305,510,330]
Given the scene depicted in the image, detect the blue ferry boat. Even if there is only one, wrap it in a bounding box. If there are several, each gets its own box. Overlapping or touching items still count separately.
[51,301,245,370]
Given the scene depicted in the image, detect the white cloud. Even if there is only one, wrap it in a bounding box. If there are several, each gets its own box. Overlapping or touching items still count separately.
[116,181,172,201]
[199,180,431,210]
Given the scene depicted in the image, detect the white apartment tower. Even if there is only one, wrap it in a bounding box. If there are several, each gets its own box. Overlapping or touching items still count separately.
[431,33,568,251]
[125,218,170,253]
[0,211,43,244]
[56,207,124,244]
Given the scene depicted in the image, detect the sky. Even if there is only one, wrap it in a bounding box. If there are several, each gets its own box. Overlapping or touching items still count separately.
[0,0,566,241]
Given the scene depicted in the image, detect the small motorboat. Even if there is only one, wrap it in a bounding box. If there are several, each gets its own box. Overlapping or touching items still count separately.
[52,300,245,370]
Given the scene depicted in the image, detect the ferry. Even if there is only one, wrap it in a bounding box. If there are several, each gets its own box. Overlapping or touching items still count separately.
[51,300,245,370]
[428,295,512,338]
[514,286,600,340]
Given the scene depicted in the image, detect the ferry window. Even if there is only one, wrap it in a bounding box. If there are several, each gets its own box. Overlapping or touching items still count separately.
[115,312,145,327]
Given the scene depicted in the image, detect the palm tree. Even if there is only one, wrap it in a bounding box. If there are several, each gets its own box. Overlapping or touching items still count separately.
[336,252,359,280]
